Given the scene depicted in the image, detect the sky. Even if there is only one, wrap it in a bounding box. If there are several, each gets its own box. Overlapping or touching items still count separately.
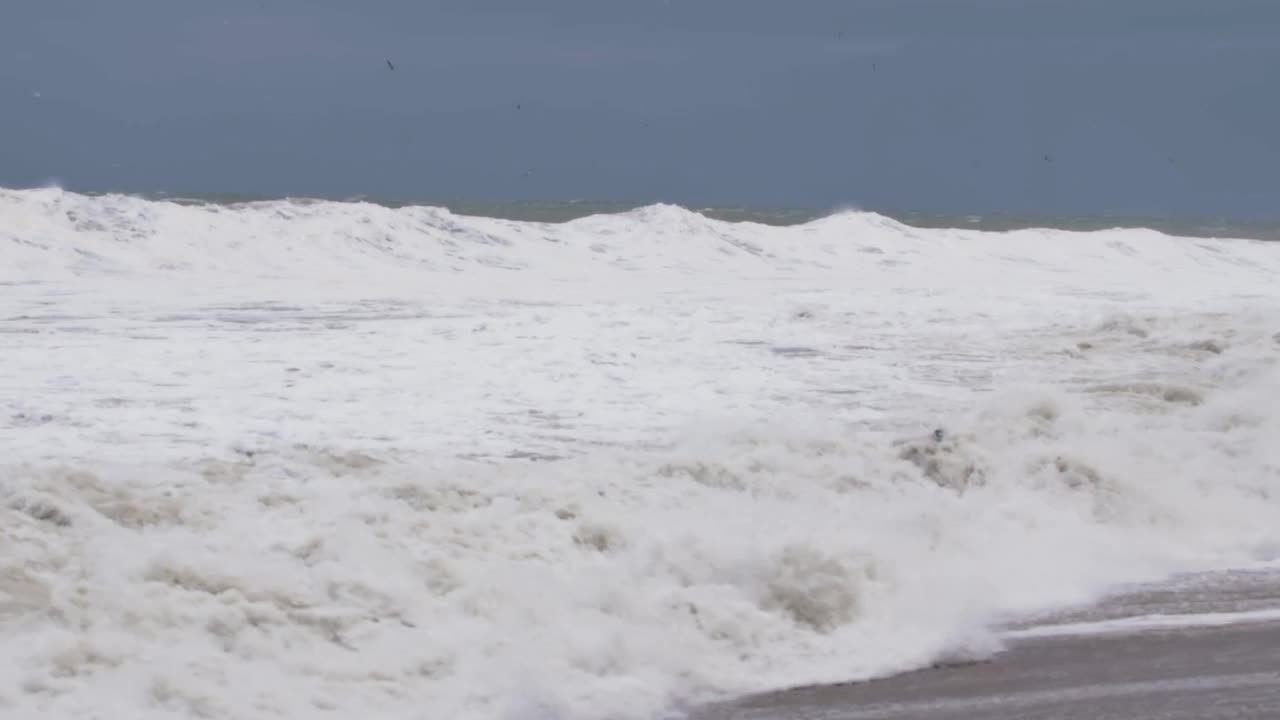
[2,0,1278,218]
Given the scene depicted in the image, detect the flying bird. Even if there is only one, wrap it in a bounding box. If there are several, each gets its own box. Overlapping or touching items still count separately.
[386,60,395,71]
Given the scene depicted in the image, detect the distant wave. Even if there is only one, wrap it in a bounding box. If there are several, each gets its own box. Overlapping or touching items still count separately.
[3,187,1278,289]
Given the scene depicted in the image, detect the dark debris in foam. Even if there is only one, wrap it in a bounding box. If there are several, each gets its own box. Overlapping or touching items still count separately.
[505,450,566,462]
[10,412,57,426]
[892,426,986,491]
[769,346,822,358]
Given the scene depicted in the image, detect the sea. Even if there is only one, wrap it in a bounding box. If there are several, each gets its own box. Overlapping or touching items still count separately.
[3,186,1280,720]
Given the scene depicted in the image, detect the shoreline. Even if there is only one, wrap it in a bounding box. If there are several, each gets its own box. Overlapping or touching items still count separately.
[694,568,1280,720]
[694,617,1280,720]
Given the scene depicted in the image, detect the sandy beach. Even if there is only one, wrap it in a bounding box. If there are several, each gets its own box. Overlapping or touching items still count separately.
[697,572,1280,720]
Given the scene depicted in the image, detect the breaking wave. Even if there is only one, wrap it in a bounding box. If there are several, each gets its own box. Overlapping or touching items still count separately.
[5,380,1280,719]
[3,188,1278,296]
[3,186,1280,719]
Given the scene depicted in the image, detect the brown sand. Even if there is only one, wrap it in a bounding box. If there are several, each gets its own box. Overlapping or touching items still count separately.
[694,620,1280,720]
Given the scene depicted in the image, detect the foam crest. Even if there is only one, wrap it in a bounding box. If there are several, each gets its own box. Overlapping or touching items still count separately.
[4,189,1279,304]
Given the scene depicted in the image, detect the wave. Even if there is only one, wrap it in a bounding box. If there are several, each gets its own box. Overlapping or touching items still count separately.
[3,187,1279,296]
[4,373,1280,719]
[4,185,1280,719]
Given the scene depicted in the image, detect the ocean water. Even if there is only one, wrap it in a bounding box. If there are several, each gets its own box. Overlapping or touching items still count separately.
[2,187,1280,720]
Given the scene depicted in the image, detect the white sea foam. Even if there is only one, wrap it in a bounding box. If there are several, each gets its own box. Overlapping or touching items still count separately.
[1004,608,1280,640]
[2,188,1280,719]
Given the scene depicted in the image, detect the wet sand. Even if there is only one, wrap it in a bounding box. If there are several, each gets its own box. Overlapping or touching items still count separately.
[696,569,1280,720]
[696,620,1280,719]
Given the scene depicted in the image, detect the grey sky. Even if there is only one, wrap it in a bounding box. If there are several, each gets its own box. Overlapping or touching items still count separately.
[2,0,1278,218]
